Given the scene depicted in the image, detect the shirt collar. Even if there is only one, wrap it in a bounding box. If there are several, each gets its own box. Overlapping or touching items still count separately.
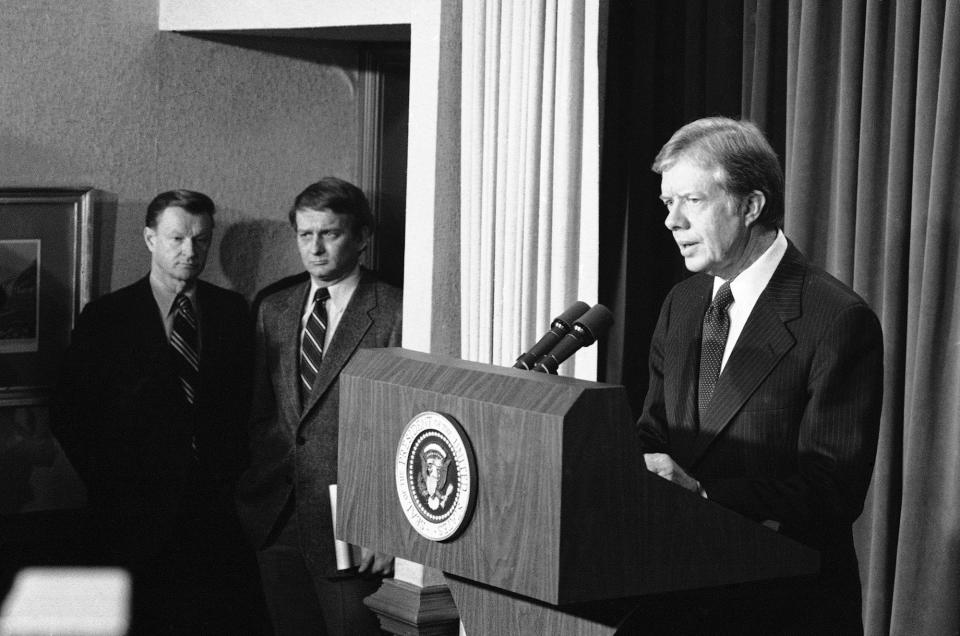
[149,272,198,317]
[308,265,361,310]
[714,230,788,303]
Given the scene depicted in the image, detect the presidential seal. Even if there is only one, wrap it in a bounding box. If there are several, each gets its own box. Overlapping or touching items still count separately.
[395,411,477,541]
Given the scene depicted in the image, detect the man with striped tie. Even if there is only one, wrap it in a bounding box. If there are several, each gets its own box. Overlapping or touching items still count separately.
[635,118,883,633]
[52,190,261,633]
[237,177,402,635]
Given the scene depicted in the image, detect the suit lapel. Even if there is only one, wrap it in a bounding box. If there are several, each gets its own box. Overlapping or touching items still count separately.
[132,276,170,344]
[300,274,377,420]
[131,276,178,374]
[669,277,712,467]
[277,281,310,427]
[130,276,190,408]
[195,281,221,394]
[688,244,806,466]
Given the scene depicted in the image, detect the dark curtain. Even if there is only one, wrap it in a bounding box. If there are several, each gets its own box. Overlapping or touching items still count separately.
[602,1,959,633]
[599,0,746,416]
[772,2,960,634]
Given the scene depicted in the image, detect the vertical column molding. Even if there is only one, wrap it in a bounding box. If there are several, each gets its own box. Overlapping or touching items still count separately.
[357,44,410,286]
[376,1,463,633]
[402,0,462,358]
[358,48,383,273]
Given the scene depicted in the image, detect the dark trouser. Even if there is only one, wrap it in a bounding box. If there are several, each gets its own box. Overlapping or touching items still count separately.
[113,469,266,635]
[256,496,383,636]
[616,574,862,636]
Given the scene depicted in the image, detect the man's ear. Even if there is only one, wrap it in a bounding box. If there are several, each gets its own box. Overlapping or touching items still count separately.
[743,190,766,226]
[357,226,372,253]
[143,226,156,252]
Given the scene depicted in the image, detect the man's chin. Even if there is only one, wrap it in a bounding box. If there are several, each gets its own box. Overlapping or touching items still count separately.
[174,268,202,282]
[682,256,706,273]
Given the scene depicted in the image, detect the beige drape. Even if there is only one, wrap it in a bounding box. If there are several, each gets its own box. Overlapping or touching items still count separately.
[746,1,960,633]
[460,0,601,378]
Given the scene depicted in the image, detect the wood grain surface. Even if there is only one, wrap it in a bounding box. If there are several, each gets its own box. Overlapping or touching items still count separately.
[337,348,818,606]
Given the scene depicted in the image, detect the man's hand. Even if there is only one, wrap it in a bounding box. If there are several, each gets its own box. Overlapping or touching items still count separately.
[357,547,394,576]
[643,453,701,494]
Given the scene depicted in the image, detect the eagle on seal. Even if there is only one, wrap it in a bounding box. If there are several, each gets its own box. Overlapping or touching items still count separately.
[418,443,454,510]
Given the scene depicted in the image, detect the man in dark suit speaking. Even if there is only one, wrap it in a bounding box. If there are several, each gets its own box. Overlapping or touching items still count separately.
[52,190,258,632]
[237,177,401,635]
[636,117,883,634]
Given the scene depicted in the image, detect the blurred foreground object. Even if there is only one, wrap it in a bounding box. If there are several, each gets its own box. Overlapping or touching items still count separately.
[0,568,130,635]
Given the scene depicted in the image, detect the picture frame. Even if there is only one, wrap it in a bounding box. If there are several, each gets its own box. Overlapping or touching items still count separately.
[0,188,99,406]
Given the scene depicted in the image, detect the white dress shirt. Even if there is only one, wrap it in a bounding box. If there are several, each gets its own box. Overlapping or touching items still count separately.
[300,266,361,352]
[149,273,200,343]
[712,230,788,372]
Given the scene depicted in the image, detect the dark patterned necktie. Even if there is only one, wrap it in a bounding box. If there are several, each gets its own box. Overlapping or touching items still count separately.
[170,294,199,405]
[300,287,331,408]
[698,282,734,422]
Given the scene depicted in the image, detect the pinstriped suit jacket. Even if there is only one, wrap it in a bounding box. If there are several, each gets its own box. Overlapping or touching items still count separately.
[637,241,883,623]
[236,268,402,580]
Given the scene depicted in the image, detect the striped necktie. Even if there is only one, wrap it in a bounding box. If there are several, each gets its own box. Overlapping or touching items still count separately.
[698,282,734,423]
[170,294,200,405]
[300,287,330,408]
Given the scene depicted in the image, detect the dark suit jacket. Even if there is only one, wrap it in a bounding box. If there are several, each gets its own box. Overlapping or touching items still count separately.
[236,269,402,580]
[51,276,252,566]
[637,242,883,632]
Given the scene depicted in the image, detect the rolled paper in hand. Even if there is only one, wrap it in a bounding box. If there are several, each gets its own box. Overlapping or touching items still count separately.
[328,484,354,570]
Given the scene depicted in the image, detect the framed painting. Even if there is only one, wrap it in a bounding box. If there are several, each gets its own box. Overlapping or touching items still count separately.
[0,188,99,406]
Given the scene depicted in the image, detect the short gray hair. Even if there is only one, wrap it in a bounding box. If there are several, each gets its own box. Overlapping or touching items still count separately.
[652,117,784,230]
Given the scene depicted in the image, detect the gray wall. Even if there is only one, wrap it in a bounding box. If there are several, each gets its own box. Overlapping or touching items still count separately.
[0,0,366,512]
[1,0,364,298]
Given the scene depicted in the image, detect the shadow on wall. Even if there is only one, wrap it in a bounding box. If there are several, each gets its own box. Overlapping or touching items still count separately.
[219,218,299,300]
[186,32,361,82]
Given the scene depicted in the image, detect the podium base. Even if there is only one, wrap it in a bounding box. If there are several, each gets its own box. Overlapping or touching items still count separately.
[364,578,460,636]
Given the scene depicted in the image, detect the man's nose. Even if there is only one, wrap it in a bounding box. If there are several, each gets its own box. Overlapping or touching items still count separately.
[664,202,685,231]
[311,236,325,253]
[182,239,195,257]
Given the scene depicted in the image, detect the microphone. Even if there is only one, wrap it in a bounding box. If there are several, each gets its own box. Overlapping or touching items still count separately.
[513,301,591,370]
[533,304,614,374]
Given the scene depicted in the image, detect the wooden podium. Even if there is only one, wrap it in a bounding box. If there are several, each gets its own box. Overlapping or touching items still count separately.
[337,348,818,634]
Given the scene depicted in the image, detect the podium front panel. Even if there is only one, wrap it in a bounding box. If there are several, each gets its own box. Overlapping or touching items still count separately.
[337,348,819,606]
